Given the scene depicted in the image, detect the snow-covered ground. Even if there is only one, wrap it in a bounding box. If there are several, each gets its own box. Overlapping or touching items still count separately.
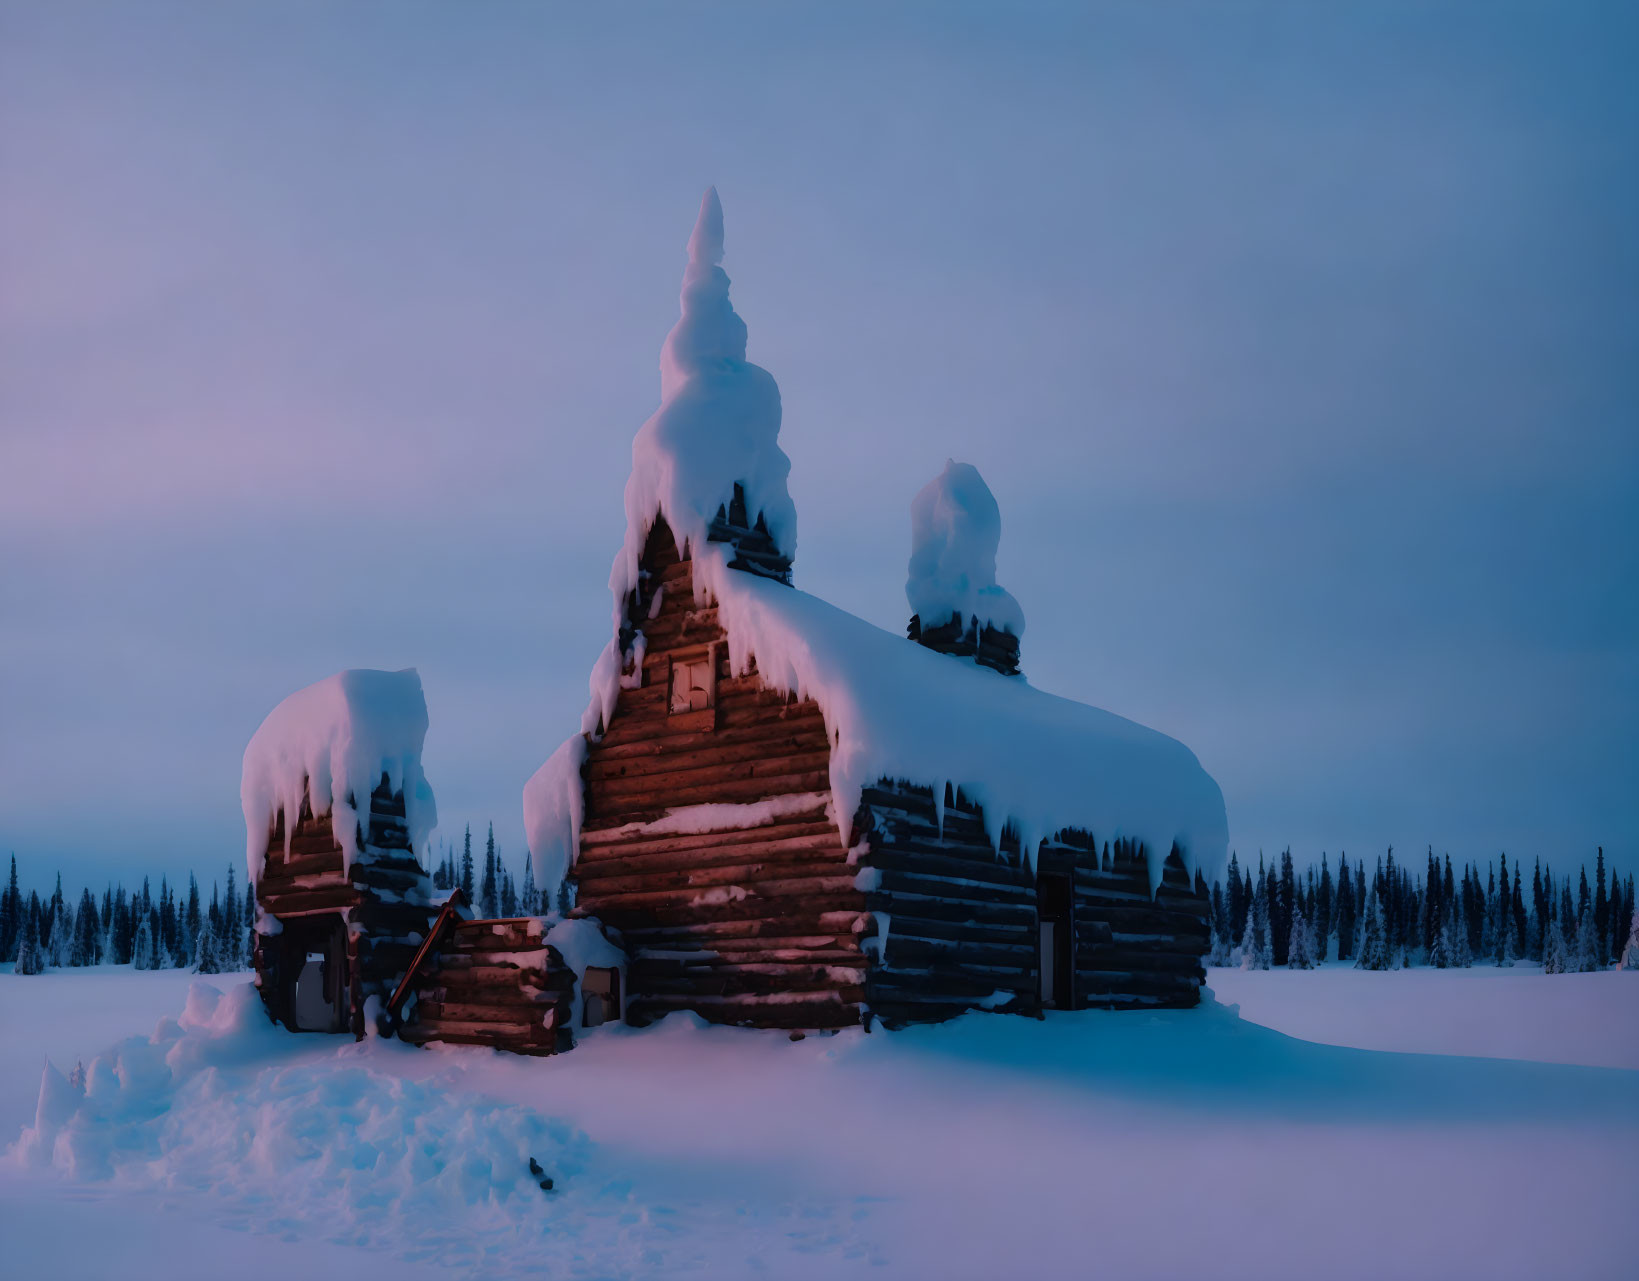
[1210,962,1639,1070]
[2,966,1635,1280]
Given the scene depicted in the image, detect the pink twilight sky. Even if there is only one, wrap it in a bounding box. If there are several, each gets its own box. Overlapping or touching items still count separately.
[1,2,1635,891]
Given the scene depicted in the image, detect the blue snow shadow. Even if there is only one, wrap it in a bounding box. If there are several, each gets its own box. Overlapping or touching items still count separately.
[855,998,1639,1127]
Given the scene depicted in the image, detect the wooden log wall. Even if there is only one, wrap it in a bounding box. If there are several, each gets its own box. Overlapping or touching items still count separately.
[854,781,1210,1024]
[1046,833,1209,1010]
[402,918,574,1055]
[575,520,867,1031]
[253,775,437,1038]
[854,782,1041,1025]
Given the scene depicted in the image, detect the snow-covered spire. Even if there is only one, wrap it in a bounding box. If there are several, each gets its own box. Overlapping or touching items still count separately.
[659,187,748,400]
[569,191,799,741]
[612,187,796,612]
[906,460,1025,675]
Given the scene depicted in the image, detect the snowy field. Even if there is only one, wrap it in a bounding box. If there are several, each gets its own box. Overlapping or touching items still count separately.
[1209,963,1639,1070]
[2,967,1636,1280]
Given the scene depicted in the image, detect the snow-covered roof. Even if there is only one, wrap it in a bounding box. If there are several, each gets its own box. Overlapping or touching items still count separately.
[241,668,438,884]
[699,546,1227,890]
[907,460,1025,639]
[548,542,1227,893]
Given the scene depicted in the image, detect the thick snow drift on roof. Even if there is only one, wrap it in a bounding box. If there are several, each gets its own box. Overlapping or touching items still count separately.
[523,733,589,895]
[241,669,437,884]
[697,549,1227,890]
[907,460,1025,638]
[611,188,795,629]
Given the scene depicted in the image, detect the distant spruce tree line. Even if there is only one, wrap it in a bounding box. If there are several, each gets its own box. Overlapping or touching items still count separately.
[1,820,556,979]
[1209,846,1639,974]
[6,836,1636,979]
[0,855,256,977]
[427,821,567,917]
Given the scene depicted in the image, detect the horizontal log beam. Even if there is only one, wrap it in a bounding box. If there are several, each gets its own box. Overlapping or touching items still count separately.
[572,856,853,899]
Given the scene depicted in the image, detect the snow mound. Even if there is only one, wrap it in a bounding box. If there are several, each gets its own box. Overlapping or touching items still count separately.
[700,547,1227,890]
[611,188,794,634]
[907,460,1024,639]
[10,982,591,1258]
[241,669,438,884]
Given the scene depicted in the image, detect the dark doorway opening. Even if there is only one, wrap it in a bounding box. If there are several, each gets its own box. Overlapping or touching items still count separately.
[1037,872,1074,1009]
[272,914,350,1034]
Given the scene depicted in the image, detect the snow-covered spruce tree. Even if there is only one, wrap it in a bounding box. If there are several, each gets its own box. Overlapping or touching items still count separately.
[13,898,45,974]
[1315,853,1334,961]
[1239,904,1269,970]
[46,903,72,968]
[1494,900,1517,968]
[1334,859,1357,960]
[1449,900,1473,968]
[70,889,100,966]
[1208,883,1233,966]
[1571,907,1602,973]
[1428,908,1451,968]
[1273,849,1295,966]
[1593,848,1609,959]
[193,918,221,974]
[1355,888,1389,971]
[1226,852,1245,948]
[131,917,156,970]
[183,873,201,959]
[481,823,499,918]
[520,852,539,916]
[1480,867,1496,958]
[223,866,241,965]
[460,826,475,902]
[242,879,255,965]
[1542,909,1570,974]
[1448,910,1475,969]
[1621,907,1639,971]
[1255,875,1274,966]
[1286,912,1317,969]
[0,855,19,962]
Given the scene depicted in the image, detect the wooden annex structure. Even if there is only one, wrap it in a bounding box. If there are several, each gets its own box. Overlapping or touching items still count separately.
[252,777,585,1053]
[397,910,577,1056]
[252,774,440,1038]
[567,517,1213,1031]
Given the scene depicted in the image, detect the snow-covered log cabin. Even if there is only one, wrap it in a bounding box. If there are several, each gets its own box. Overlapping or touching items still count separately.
[525,190,1230,1031]
[245,669,624,1052]
[244,669,443,1037]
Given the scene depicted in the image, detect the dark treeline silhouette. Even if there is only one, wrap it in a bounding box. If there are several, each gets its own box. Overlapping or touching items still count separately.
[425,822,560,917]
[0,853,256,975]
[1208,846,1639,974]
[5,837,1637,979]
[0,821,544,977]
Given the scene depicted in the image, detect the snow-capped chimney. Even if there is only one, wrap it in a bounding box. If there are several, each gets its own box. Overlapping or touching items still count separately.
[906,461,1024,676]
